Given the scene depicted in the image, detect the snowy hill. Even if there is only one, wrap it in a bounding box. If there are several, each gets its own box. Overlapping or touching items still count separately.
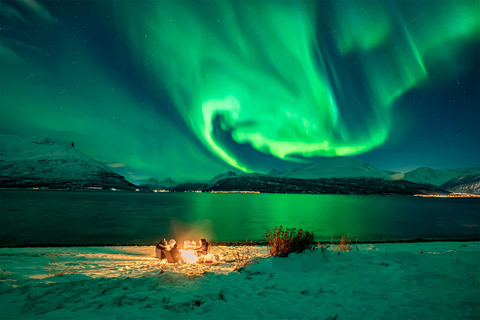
[0,135,138,190]
[440,174,480,194]
[280,157,396,180]
[403,167,480,186]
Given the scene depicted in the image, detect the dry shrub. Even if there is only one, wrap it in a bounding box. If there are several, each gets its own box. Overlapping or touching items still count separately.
[264,226,315,257]
[333,235,353,252]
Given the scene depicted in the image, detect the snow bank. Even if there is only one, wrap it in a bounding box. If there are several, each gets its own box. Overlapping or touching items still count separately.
[0,242,478,319]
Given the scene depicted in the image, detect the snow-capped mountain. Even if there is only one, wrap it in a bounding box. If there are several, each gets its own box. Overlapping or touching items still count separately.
[440,174,480,194]
[198,175,444,195]
[139,178,162,190]
[140,177,178,190]
[268,169,286,176]
[172,182,213,192]
[403,167,480,186]
[279,157,396,180]
[170,171,237,191]
[0,135,138,190]
[171,158,446,195]
[159,177,178,188]
[210,171,237,183]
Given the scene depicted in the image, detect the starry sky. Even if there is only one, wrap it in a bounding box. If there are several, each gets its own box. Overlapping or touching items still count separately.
[1,0,479,182]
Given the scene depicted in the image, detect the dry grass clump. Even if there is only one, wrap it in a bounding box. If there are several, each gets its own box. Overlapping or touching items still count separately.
[232,241,259,272]
[332,235,357,252]
[46,254,79,277]
[186,270,207,277]
[264,226,315,257]
[0,269,11,279]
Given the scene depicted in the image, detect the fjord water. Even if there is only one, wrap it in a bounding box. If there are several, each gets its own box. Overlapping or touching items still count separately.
[1,190,479,246]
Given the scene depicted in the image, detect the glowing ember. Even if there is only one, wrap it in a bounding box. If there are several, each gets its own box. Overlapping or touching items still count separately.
[181,250,198,263]
[202,254,217,264]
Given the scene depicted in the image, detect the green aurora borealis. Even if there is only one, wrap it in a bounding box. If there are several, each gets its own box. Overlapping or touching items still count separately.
[1,0,479,181]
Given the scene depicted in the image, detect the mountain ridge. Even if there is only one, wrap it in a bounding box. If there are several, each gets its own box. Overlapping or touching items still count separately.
[2,135,478,194]
[0,135,139,190]
[439,174,480,194]
[402,167,480,186]
[278,157,397,180]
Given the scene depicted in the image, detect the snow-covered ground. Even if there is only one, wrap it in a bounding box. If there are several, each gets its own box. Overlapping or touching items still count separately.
[0,242,479,319]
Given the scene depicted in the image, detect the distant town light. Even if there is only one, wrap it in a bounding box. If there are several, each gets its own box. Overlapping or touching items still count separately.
[211,190,260,194]
[414,193,479,198]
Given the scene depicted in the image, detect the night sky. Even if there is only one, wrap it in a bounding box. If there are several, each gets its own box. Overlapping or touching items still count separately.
[1,0,479,182]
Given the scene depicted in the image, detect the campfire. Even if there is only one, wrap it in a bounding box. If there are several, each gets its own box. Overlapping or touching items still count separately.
[181,240,199,263]
[156,239,216,264]
[181,249,198,263]
[180,240,217,264]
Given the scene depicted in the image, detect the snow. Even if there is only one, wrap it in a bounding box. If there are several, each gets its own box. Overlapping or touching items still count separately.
[440,174,480,194]
[0,135,112,178]
[140,178,178,190]
[210,171,237,183]
[403,166,480,186]
[281,157,396,180]
[0,134,134,189]
[0,135,72,160]
[159,178,178,188]
[1,242,478,319]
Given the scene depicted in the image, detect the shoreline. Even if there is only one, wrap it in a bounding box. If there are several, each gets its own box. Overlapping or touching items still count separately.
[5,188,480,197]
[1,237,480,248]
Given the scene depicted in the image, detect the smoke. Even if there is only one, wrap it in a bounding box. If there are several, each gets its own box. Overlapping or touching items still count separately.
[170,220,215,248]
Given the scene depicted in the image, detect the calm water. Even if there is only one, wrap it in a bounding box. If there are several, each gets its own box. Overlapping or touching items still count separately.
[0,190,479,246]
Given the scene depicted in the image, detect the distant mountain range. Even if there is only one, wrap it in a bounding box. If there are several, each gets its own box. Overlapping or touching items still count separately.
[0,135,138,190]
[170,159,479,194]
[1,135,478,194]
[275,157,396,180]
[171,159,479,195]
[402,167,480,186]
[139,177,178,190]
[207,176,446,195]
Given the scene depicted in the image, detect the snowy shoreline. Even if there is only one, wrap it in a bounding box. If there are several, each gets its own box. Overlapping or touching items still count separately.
[2,237,480,248]
[1,242,479,319]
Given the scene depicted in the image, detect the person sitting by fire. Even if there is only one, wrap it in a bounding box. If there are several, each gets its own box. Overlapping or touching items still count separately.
[167,239,185,264]
[195,238,209,256]
[155,239,168,260]
[156,239,185,263]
